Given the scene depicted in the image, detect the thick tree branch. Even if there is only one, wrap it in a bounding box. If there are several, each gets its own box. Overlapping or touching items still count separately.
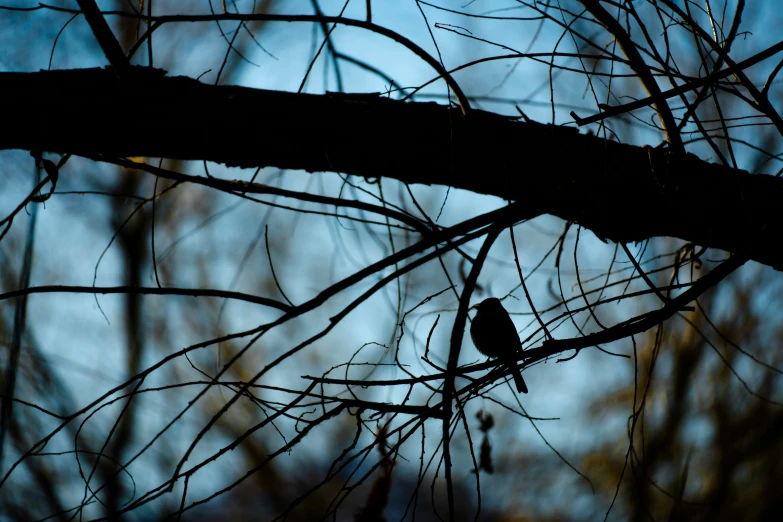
[2,67,781,269]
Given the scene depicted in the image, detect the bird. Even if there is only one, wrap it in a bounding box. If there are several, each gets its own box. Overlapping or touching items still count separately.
[470,298,529,393]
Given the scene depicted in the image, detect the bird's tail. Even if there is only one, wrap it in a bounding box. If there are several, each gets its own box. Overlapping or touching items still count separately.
[512,366,528,394]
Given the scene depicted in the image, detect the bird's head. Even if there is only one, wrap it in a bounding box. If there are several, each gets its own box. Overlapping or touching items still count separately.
[476,297,504,315]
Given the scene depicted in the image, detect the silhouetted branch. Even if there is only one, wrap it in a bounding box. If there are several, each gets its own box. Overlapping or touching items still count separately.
[3,67,781,269]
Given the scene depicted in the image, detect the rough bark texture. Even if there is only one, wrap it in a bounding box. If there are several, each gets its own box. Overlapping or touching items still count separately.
[2,66,781,270]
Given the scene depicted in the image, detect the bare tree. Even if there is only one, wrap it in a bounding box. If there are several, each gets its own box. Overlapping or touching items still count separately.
[1,1,782,520]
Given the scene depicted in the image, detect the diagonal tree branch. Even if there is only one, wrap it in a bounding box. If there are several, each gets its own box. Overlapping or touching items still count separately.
[75,0,131,77]
[578,0,683,152]
[2,67,782,270]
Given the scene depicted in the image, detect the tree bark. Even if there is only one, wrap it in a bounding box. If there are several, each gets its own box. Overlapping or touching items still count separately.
[3,66,781,270]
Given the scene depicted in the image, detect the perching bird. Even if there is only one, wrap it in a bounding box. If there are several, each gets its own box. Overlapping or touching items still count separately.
[470,298,529,393]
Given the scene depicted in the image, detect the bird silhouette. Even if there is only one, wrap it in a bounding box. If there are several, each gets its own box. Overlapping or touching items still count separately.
[470,298,528,393]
